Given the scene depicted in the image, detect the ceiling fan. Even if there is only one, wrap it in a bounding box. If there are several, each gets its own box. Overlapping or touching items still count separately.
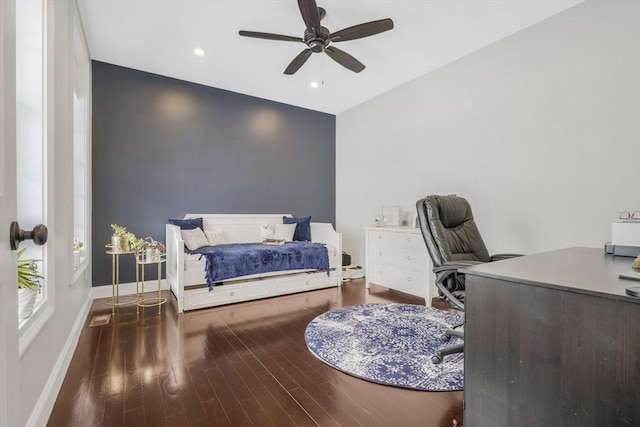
[238,0,394,75]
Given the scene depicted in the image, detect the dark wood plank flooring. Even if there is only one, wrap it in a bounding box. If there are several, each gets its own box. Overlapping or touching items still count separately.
[48,280,463,427]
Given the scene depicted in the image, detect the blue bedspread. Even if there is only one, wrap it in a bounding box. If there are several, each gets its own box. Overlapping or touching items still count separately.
[189,242,330,290]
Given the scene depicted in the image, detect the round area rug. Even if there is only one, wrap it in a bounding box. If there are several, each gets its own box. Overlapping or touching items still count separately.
[304,303,464,391]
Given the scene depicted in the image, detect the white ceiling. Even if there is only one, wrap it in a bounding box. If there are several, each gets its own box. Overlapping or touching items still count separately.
[77,0,582,114]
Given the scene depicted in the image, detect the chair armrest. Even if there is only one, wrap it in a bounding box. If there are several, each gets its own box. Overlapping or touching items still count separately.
[490,253,524,262]
[434,260,484,273]
[433,261,482,312]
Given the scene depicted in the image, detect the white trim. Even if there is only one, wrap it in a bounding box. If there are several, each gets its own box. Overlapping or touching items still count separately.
[91,279,170,300]
[70,0,91,286]
[25,292,93,427]
[72,257,89,284]
[18,305,53,358]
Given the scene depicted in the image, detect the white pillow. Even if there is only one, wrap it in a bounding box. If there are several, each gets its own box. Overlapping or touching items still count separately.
[205,229,227,246]
[181,228,210,250]
[260,223,276,240]
[274,223,296,241]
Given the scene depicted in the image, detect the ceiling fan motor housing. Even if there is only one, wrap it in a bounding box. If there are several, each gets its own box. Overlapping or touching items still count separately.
[304,27,331,52]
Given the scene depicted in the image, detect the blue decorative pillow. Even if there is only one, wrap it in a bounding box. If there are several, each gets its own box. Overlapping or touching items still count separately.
[168,217,203,230]
[283,216,312,242]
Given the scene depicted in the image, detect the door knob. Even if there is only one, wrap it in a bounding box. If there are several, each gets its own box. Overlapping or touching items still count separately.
[10,221,48,250]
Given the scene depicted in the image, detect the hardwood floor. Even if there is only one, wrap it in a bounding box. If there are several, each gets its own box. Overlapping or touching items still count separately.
[48,280,463,427]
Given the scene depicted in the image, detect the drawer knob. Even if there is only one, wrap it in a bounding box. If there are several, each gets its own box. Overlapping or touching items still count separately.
[230,291,235,297]
[407,277,411,282]
[407,255,411,261]
[379,270,383,275]
[379,251,383,256]
[407,237,411,242]
[305,280,310,285]
[378,235,382,239]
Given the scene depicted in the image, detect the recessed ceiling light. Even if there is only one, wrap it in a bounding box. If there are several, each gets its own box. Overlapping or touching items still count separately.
[194,48,205,56]
[310,81,319,88]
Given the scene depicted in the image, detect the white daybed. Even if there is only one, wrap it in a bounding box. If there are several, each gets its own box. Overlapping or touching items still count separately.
[166,214,342,312]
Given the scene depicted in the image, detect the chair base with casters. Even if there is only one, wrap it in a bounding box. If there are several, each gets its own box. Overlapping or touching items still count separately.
[432,324,464,364]
[429,266,469,364]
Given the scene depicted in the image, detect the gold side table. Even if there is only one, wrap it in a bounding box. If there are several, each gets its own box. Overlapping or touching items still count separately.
[105,247,140,309]
[136,253,167,315]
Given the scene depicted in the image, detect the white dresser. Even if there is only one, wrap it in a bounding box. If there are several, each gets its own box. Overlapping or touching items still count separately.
[364,227,432,304]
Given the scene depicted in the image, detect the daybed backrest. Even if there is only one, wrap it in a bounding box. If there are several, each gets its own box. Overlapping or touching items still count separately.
[184,213,293,243]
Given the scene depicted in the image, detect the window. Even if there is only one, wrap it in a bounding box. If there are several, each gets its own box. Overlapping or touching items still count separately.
[16,0,46,323]
[72,4,90,278]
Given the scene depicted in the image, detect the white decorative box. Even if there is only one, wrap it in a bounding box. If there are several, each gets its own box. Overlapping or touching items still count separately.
[611,222,640,246]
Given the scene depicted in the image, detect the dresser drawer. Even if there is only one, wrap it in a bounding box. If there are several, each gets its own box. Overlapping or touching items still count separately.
[367,263,426,297]
[368,230,395,246]
[393,232,425,251]
[368,229,426,251]
[188,282,270,306]
[368,247,428,271]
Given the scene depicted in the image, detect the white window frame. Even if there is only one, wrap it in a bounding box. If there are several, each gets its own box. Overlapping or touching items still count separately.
[71,4,91,284]
[16,0,52,344]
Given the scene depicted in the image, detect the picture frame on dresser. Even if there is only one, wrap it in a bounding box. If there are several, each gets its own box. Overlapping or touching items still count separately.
[381,206,400,227]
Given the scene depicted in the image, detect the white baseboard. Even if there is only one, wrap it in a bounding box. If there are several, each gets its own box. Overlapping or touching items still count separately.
[91,279,170,299]
[28,291,94,427]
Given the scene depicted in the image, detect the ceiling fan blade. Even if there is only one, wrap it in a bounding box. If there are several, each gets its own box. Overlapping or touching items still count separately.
[239,30,303,43]
[297,0,322,35]
[325,46,365,73]
[284,49,312,75]
[330,18,394,42]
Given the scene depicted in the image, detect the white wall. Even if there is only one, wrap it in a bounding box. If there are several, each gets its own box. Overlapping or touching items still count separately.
[336,0,640,268]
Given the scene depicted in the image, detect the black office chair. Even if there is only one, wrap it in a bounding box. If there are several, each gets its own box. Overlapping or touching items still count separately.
[416,194,521,364]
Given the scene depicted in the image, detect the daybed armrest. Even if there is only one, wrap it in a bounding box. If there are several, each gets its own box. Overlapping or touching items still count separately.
[310,222,342,250]
[310,222,342,282]
[165,223,186,310]
[490,253,524,262]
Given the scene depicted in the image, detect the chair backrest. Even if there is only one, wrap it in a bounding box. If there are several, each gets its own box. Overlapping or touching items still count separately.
[416,195,491,268]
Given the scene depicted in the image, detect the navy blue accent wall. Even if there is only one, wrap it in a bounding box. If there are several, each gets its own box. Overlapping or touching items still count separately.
[92,61,336,286]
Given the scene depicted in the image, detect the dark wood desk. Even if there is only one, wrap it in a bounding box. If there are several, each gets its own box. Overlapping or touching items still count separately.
[463,247,640,427]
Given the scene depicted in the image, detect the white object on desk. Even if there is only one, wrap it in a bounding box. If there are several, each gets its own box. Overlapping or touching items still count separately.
[364,227,432,304]
[619,271,640,281]
[611,221,640,246]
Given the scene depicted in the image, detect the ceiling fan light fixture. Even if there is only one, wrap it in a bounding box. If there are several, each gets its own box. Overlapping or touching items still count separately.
[308,40,324,53]
[310,81,319,88]
[193,48,205,56]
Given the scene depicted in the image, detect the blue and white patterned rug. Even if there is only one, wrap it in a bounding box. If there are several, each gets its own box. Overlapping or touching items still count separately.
[304,303,464,391]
